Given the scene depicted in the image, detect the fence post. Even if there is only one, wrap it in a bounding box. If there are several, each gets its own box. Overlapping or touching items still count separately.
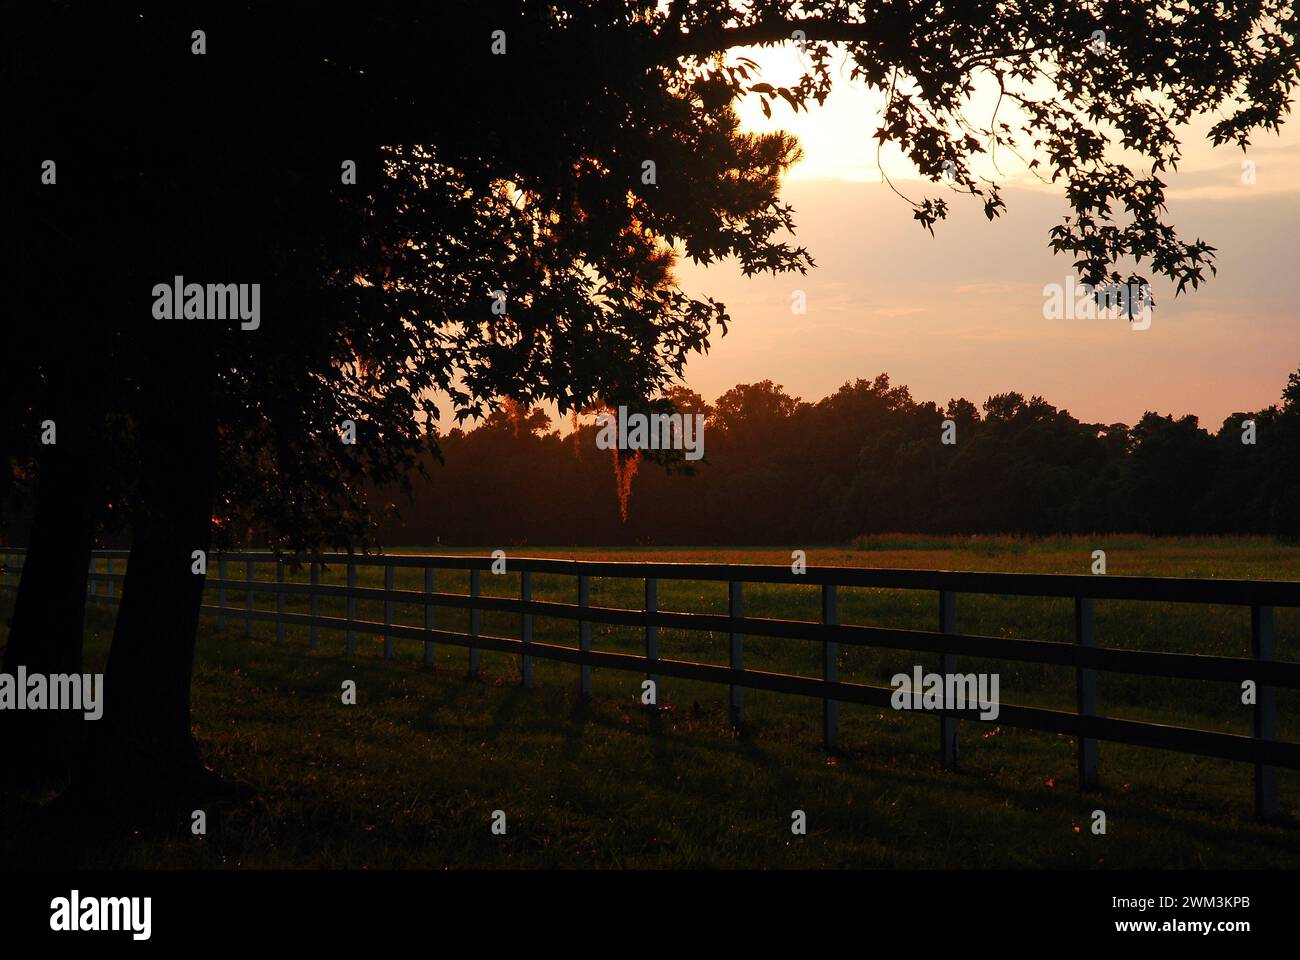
[578,574,591,700]
[1252,604,1277,820]
[468,568,482,679]
[520,570,534,688]
[309,560,319,650]
[939,589,958,770]
[383,564,395,659]
[276,559,286,646]
[217,556,226,628]
[1075,596,1100,791]
[822,583,839,753]
[346,558,357,656]
[88,557,96,597]
[729,580,744,728]
[245,558,255,639]
[645,577,659,709]
[423,567,435,669]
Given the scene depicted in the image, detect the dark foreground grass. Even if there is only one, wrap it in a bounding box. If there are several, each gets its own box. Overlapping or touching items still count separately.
[2,536,1299,868]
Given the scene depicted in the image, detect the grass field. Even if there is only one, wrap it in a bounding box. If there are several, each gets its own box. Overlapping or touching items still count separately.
[3,535,1300,868]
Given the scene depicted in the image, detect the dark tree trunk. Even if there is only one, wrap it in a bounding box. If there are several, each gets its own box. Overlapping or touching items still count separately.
[0,412,99,786]
[76,392,224,805]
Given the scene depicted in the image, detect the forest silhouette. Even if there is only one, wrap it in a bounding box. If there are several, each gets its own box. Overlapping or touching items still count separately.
[380,367,1300,546]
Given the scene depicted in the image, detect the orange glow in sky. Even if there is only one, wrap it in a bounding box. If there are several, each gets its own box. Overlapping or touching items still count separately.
[673,45,1300,428]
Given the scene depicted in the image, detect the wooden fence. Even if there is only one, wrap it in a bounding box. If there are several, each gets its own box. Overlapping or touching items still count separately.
[2,547,1298,818]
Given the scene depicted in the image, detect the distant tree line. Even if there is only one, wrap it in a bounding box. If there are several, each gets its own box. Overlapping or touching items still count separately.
[378,367,1300,545]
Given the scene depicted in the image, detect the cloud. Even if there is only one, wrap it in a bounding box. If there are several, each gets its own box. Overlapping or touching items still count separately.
[953,281,1034,296]
[872,306,928,317]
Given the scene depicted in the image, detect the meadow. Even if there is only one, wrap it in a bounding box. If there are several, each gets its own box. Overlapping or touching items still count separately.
[3,535,1299,868]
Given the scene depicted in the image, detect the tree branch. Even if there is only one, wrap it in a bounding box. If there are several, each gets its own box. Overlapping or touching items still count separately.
[669,19,877,58]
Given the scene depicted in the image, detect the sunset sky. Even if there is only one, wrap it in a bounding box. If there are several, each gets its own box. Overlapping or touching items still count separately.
[674,45,1300,428]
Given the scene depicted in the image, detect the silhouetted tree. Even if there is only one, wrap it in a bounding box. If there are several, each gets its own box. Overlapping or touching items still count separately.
[4,0,1298,804]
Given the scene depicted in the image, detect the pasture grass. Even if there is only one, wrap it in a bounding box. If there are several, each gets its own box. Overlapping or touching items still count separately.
[2,535,1299,868]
